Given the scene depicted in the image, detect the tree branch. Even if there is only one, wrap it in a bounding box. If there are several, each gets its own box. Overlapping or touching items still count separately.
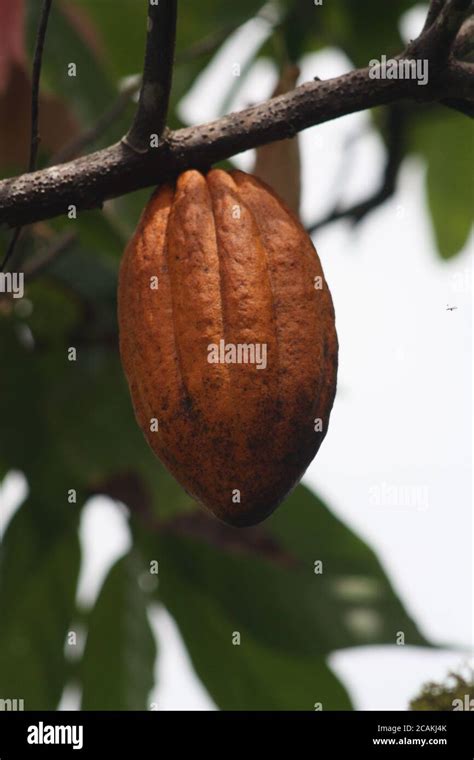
[408,0,472,64]
[452,14,474,59]
[0,58,470,229]
[124,0,178,153]
[49,18,259,166]
[308,105,406,233]
[29,0,54,170]
[422,0,447,33]
[1,228,23,272]
[307,0,474,235]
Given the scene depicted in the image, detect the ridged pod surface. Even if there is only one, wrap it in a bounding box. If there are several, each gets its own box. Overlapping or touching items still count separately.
[118,169,338,527]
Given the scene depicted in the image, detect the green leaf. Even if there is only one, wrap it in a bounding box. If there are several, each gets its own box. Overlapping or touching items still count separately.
[136,483,429,707]
[279,0,418,66]
[153,532,332,656]
[80,553,157,710]
[0,291,190,520]
[0,319,51,474]
[55,209,127,262]
[269,484,393,574]
[110,189,152,240]
[71,1,146,82]
[156,576,352,710]
[411,109,474,259]
[176,0,266,52]
[334,0,417,67]
[0,500,80,710]
[40,345,192,516]
[141,485,428,664]
[26,2,117,128]
[23,281,80,346]
[76,0,265,128]
[267,485,429,646]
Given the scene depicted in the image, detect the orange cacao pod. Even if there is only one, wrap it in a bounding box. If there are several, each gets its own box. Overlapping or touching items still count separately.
[118,169,338,527]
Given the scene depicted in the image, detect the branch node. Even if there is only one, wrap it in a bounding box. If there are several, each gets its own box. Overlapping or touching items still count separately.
[120,135,151,155]
[126,0,178,154]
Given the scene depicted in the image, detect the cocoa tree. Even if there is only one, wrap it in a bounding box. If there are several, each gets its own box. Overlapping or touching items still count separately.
[0,0,472,711]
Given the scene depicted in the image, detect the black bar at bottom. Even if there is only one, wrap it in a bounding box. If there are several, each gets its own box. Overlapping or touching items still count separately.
[0,710,473,757]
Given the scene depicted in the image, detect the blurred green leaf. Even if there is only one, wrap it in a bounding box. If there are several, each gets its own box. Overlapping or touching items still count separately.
[269,485,393,575]
[47,243,118,302]
[110,189,151,240]
[26,1,117,128]
[75,0,263,82]
[76,0,267,130]
[80,553,157,710]
[175,0,266,52]
[0,282,191,519]
[332,0,417,67]
[70,0,146,82]
[24,281,80,345]
[279,0,418,66]
[0,317,65,480]
[141,485,429,667]
[68,209,127,260]
[268,485,430,644]
[154,575,352,710]
[0,499,80,710]
[411,109,474,259]
[46,348,192,515]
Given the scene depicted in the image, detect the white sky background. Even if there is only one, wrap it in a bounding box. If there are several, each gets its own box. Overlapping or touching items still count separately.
[0,5,472,711]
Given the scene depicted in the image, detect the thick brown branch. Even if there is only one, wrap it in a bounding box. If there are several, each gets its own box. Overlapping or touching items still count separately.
[0,62,469,229]
[452,14,474,59]
[124,0,178,153]
[422,0,447,33]
[408,0,472,64]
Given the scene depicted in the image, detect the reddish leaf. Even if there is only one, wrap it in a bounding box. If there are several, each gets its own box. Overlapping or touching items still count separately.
[253,65,302,215]
[0,0,25,93]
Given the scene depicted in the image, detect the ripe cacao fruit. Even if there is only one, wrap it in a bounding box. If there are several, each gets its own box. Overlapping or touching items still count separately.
[118,169,338,527]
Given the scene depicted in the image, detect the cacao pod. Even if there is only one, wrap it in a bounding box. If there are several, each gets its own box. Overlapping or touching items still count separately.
[118,169,338,527]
